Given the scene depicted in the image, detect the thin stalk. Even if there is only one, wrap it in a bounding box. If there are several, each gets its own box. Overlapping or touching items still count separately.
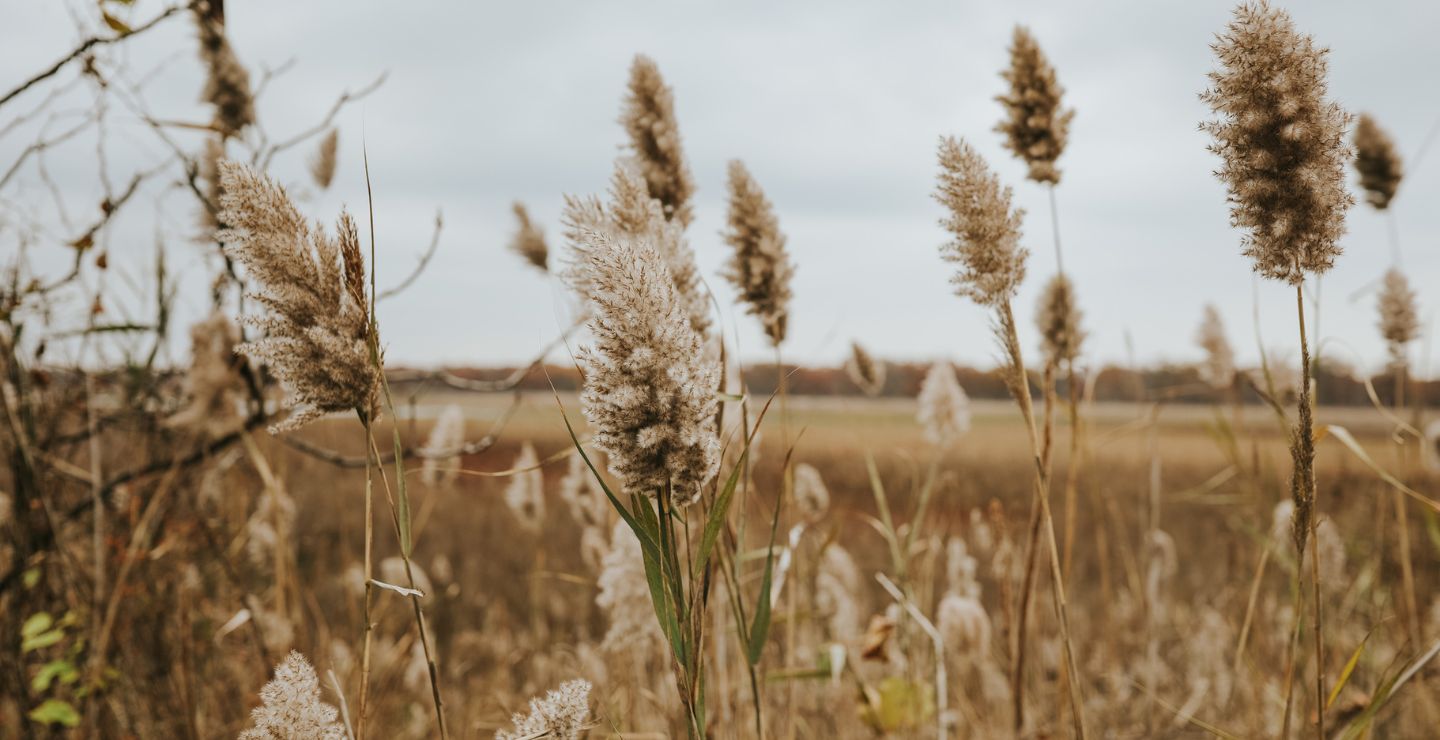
[1386,210,1402,266]
[357,415,375,740]
[1393,361,1420,643]
[1293,283,1324,740]
[1048,184,1064,275]
[1061,358,1082,580]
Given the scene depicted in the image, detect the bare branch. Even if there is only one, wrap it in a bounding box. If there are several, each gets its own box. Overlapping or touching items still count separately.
[257,72,388,170]
[377,210,443,301]
[280,390,523,468]
[386,319,585,393]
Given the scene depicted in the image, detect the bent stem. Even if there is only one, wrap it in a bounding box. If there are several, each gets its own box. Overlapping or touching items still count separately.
[357,414,376,740]
[1293,283,1324,740]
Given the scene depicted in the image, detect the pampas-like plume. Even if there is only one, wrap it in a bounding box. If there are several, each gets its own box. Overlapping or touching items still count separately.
[1200,1,1353,284]
[1377,268,1419,368]
[309,129,339,190]
[564,162,711,339]
[193,2,254,137]
[167,311,242,436]
[1353,113,1403,210]
[217,161,379,432]
[995,26,1075,185]
[938,593,992,658]
[816,544,862,642]
[567,227,719,506]
[238,651,347,740]
[722,160,794,346]
[1035,274,1085,365]
[621,54,696,226]
[917,361,971,446]
[509,202,549,273]
[495,679,593,740]
[845,341,886,397]
[793,462,830,524]
[504,442,545,533]
[198,136,225,234]
[559,449,610,530]
[1195,303,1235,389]
[597,520,666,654]
[933,137,1029,307]
[420,405,465,487]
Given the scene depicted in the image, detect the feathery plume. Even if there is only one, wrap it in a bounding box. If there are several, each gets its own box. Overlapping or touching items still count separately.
[509,202,549,273]
[933,137,1029,307]
[238,651,346,740]
[420,405,465,487]
[504,442,545,534]
[620,55,696,226]
[1200,1,1353,284]
[568,227,719,506]
[559,449,610,530]
[495,679,593,740]
[217,161,379,432]
[721,160,794,346]
[1195,304,1235,389]
[197,136,225,234]
[597,521,666,654]
[937,593,992,659]
[793,463,830,524]
[917,361,971,446]
[167,311,242,436]
[1353,113,1403,210]
[193,1,254,137]
[1036,274,1085,365]
[995,26,1075,184]
[308,129,339,190]
[816,545,862,642]
[1377,268,1419,368]
[845,341,886,397]
[564,162,711,339]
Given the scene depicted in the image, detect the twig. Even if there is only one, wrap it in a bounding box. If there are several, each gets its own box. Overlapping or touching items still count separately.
[377,210,443,301]
[279,390,522,468]
[257,72,388,171]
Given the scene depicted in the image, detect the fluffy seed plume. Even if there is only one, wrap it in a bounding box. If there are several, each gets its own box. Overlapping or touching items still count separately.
[193,1,255,137]
[1200,1,1353,284]
[1353,113,1403,210]
[845,341,886,397]
[420,405,465,487]
[167,311,243,436]
[793,463,830,524]
[1035,274,1085,365]
[620,54,695,226]
[495,679,593,740]
[559,449,610,530]
[597,521,666,654]
[938,593,991,659]
[217,161,379,432]
[1195,304,1235,389]
[917,361,971,446]
[308,129,339,190]
[995,26,1075,184]
[238,651,346,740]
[504,442,546,534]
[568,227,719,506]
[564,162,710,339]
[509,202,549,273]
[722,160,794,346]
[197,136,225,234]
[1377,268,1419,368]
[933,137,1029,307]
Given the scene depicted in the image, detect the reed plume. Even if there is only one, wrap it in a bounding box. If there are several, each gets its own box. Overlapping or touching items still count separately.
[1377,267,1419,369]
[217,161,379,432]
[564,161,711,339]
[309,129,339,190]
[167,311,242,436]
[1195,303,1235,389]
[995,26,1075,185]
[420,405,465,487]
[845,341,886,397]
[1200,1,1353,285]
[566,226,719,506]
[917,360,971,446]
[1036,274,1084,366]
[504,442,545,534]
[509,202,549,273]
[193,1,254,137]
[621,54,695,226]
[722,159,794,346]
[495,679,593,740]
[198,136,225,234]
[596,521,666,654]
[1353,113,1403,210]
[933,137,1028,307]
[793,462,830,524]
[239,651,347,740]
[559,449,610,530]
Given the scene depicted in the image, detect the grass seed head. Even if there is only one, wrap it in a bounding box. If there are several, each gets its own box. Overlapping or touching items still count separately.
[934,137,1029,308]
[620,54,695,227]
[1353,113,1403,210]
[995,26,1075,184]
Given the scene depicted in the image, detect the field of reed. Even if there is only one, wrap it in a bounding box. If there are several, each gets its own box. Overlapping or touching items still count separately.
[3,1,1439,738]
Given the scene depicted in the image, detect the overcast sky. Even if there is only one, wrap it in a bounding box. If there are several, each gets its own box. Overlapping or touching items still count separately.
[4,1,1438,375]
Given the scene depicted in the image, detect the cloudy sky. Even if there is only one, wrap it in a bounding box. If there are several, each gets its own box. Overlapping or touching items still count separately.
[4,0,1438,375]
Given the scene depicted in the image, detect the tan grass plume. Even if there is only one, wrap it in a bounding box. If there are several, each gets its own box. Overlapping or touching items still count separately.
[1377,267,1419,369]
[1195,303,1235,389]
[309,128,339,190]
[621,54,696,226]
[917,360,971,446]
[722,160,794,347]
[193,1,255,137]
[239,651,346,740]
[1035,274,1084,366]
[933,137,1029,307]
[1353,113,1403,210]
[167,311,242,436]
[845,341,886,397]
[495,678,592,740]
[995,26,1075,185]
[503,442,546,533]
[509,202,549,273]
